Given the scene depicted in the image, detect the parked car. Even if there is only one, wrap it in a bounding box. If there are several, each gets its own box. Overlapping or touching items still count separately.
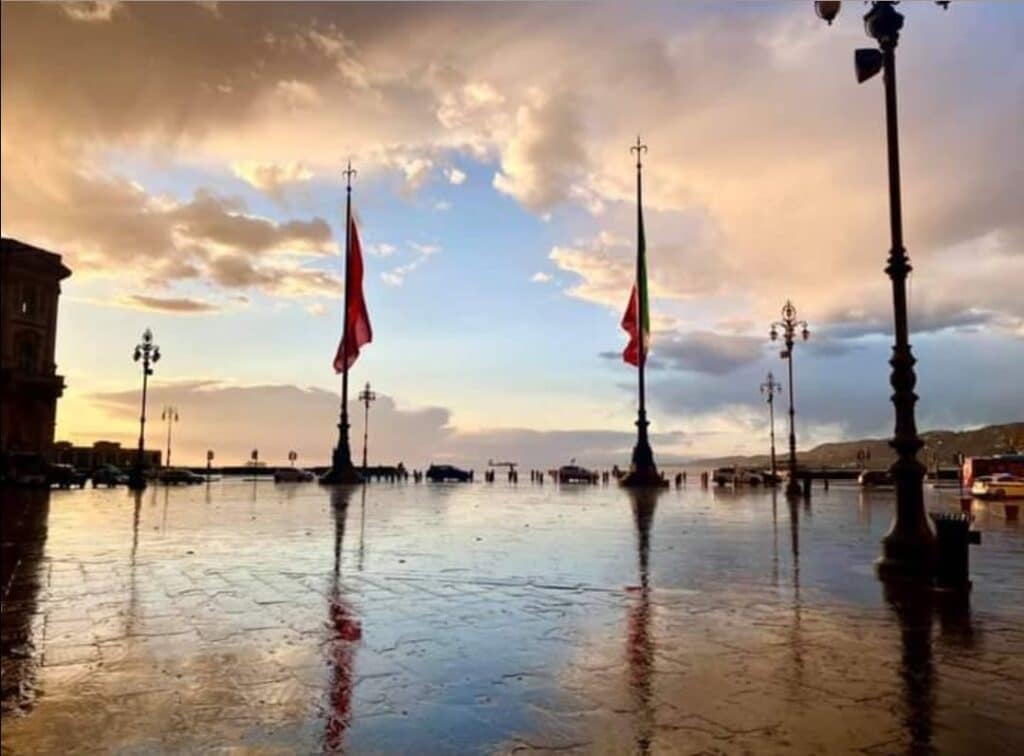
[91,464,128,487]
[274,467,315,483]
[47,463,88,489]
[158,468,205,485]
[558,464,599,484]
[426,464,472,482]
[971,473,1024,500]
[858,469,893,488]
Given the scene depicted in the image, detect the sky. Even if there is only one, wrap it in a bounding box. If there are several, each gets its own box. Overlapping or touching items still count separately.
[2,1,1021,468]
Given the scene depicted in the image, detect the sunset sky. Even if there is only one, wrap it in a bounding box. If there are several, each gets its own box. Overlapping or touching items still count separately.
[2,1,1021,467]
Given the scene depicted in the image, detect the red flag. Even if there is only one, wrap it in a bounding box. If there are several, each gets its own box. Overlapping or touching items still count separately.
[333,216,373,373]
[621,285,641,366]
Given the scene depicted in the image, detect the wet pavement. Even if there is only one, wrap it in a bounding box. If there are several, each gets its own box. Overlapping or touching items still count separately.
[1,480,1022,754]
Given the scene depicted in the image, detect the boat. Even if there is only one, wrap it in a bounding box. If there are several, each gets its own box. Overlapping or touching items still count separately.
[971,473,1024,500]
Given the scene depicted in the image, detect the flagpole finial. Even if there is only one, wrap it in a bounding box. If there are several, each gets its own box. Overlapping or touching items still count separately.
[343,160,357,191]
[631,136,648,169]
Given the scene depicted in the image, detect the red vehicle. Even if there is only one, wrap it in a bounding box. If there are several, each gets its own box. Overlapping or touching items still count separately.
[962,454,1024,487]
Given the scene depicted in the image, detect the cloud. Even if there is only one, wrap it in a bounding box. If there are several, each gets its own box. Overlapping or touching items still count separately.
[62,1,119,23]
[231,160,313,200]
[379,240,441,286]
[120,294,220,313]
[653,331,764,375]
[445,167,467,185]
[171,189,332,254]
[408,241,440,256]
[367,242,397,257]
[547,201,726,311]
[389,153,434,195]
[531,271,552,283]
[4,1,1023,454]
[493,89,587,212]
[84,381,453,466]
[77,380,690,468]
[273,79,323,110]
[1,153,338,299]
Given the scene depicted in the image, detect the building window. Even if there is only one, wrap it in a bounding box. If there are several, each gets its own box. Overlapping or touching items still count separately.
[15,331,40,371]
[20,285,38,318]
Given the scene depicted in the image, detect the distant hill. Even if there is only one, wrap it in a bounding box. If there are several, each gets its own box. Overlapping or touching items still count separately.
[692,422,1024,470]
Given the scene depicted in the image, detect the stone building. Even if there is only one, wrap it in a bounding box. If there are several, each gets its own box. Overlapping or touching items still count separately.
[1,238,72,469]
[53,440,161,471]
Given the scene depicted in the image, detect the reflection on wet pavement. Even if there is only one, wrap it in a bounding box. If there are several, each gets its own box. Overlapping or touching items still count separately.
[1,481,1022,754]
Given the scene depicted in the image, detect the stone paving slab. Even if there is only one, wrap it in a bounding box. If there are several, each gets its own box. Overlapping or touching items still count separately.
[2,481,1023,754]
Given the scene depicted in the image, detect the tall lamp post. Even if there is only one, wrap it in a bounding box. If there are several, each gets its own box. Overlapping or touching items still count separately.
[358,382,377,474]
[129,328,160,490]
[161,406,178,469]
[770,300,809,498]
[760,372,783,486]
[815,0,947,577]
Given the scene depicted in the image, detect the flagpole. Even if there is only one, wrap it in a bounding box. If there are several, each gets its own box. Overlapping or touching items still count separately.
[322,161,362,485]
[622,136,665,488]
[634,138,648,444]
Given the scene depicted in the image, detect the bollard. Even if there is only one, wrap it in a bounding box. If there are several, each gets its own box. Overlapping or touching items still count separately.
[931,512,981,590]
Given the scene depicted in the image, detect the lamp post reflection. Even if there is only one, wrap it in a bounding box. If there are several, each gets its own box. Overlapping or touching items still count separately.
[626,489,660,756]
[358,486,367,572]
[787,496,806,698]
[883,581,935,753]
[323,487,362,752]
[127,489,143,637]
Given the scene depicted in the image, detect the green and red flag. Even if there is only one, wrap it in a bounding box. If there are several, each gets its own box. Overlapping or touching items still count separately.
[333,215,373,373]
[621,205,650,367]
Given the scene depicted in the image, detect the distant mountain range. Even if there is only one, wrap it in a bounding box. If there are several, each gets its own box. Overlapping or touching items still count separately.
[691,422,1024,470]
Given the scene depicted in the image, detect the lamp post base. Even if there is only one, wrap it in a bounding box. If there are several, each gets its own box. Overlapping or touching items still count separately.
[876,524,936,581]
[127,470,147,491]
[785,478,802,498]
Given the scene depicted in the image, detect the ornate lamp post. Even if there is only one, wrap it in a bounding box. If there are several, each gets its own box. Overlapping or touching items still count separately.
[815,1,948,578]
[161,406,178,469]
[760,372,783,486]
[358,382,377,474]
[288,450,298,467]
[770,301,809,498]
[128,328,160,490]
[206,449,214,482]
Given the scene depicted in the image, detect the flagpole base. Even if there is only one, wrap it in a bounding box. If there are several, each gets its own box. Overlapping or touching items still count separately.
[620,466,669,488]
[319,465,363,485]
[319,444,363,486]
